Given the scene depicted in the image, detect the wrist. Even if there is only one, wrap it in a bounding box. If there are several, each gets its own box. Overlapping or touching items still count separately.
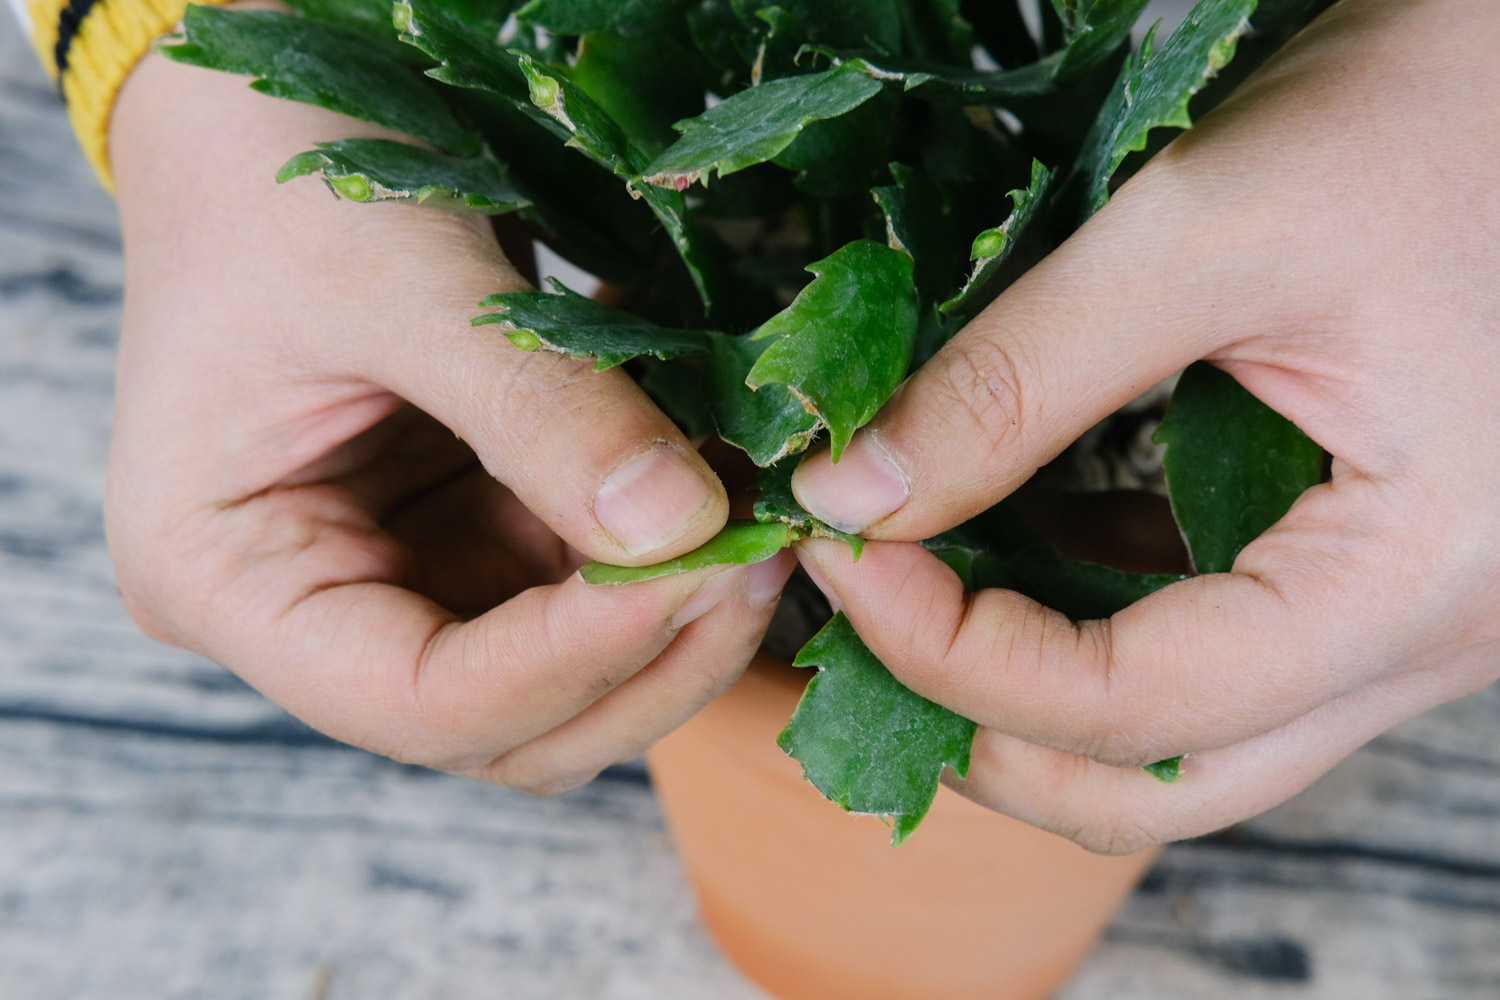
[37,0,243,189]
[110,36,519,302]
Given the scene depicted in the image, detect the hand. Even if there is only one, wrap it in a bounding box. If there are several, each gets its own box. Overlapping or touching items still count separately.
[104,50,794,794]
[789,0,1500,852]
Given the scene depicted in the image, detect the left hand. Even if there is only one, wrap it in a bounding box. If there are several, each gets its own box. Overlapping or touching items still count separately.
[104,43,795,797]
[789,0,1500,853]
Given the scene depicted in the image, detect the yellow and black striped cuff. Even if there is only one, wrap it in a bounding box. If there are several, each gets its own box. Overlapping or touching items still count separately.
[26,0,230,191]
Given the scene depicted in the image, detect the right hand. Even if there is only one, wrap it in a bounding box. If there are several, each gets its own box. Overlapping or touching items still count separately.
[104,48,794,795]
[789,0,1500,851]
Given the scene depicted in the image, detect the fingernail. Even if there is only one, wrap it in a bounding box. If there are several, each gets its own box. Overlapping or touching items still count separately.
[671,567,745,629]
[791,434,909,533]
[799,557,842,614]
[746,550,796,606]
[595,444,719,557]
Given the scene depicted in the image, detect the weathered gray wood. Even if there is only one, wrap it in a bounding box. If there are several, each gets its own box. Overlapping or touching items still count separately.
[3,9,1498,1000]
[0,21,765,1000]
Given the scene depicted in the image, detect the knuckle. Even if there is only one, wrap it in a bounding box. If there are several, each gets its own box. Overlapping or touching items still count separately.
[105,493,228,651]
[482,349,638,474]
[931,334,1028,463]
[1084,736,1158,769]
[108,539,202,648]
[465,349,561,471]
[1031,752,1169,855]
[114,576,178,644]
[485,754,596,798]
[1064,620,1162,767]
[381,720,486,774]
[1063,813,1165,857]
[1070,714,1165,768]
[668,652,746,709]
[1050,791,1164,857]
[897,568,970,671]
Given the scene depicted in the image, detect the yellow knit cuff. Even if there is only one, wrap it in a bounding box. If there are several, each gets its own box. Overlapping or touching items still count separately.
[25,0,63,74]
[35,0,232,192]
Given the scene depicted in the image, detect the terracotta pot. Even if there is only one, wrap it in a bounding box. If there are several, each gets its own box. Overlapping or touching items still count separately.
[647,654,1159,1000]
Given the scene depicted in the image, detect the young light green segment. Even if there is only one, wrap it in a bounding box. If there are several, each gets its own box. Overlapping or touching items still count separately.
[778,614,978,846]
[579,521,792,585]
[578,474,867,587]
[277,139,531,213]
[746,241,919,462]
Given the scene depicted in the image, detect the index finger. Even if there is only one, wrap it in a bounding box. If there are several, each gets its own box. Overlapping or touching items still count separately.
[181,489,749,772]
[789,188,1229,540]
[796,497,1409,768]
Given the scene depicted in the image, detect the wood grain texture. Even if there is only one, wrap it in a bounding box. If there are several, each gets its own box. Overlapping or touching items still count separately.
[2,9,1498,1000]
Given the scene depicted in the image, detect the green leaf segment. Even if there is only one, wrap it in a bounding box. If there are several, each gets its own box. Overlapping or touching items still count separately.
[1156,363,1325,575]
[1142,756,1185,783]
[162,6,480,155]
[580,521,791,585]
[747,240,918,461]
[474,280,714,370]
[922,503,1183,622]
[640,62,886,190]
[395,0,718,308]
[277,139,530,213]
[838,0,1149,102]
[516,0,686,36]
[939,159,1054,323]
[778,614,977,846]
[707,333,824,468]
[1074,0,1257,217]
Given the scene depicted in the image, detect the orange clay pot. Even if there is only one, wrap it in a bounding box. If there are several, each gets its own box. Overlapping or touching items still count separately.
[646,654,1159,1000]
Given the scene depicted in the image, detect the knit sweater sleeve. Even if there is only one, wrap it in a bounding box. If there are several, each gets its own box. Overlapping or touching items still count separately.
[10,0,231,191]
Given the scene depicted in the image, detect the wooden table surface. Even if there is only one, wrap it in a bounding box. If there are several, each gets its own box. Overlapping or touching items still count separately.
[3,13,1499,1000]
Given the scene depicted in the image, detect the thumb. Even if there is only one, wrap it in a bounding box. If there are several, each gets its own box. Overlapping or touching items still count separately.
[364,257,728,566]
[790,189,1243,541]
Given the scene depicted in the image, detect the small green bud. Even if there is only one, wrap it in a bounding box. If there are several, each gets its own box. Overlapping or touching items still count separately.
[329,174,372,202]
[391,0,412,33]
[505,329,543,352]
[525,69,562,110]
[969,229,1006,261]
